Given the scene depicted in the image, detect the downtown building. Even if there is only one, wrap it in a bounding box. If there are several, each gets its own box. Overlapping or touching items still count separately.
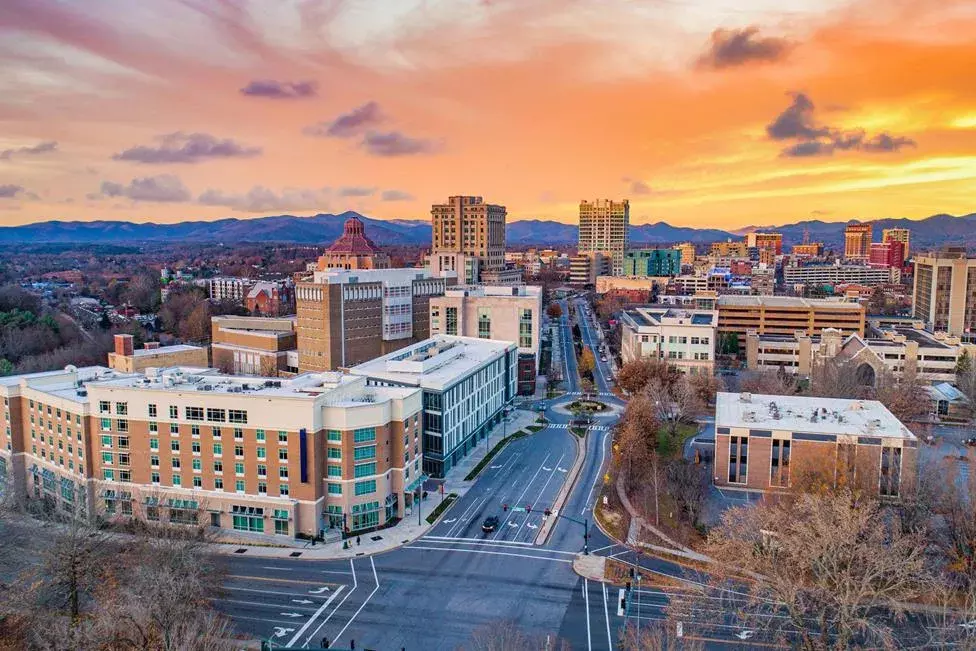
[623,248,682,277]
[295,268,451,372]
[715,391,917,499]
[844,223,873,261]
[349,335,517,478]
[912,248,976,338]
[783,262,901,286]
[717,295,865,348]
[619,307,717,375]
[428,285,542,395]
[578,199,629,276]
[0,365,423,539]
[211,315,299,377]
[882,228,911,262]
[428,195,521,285]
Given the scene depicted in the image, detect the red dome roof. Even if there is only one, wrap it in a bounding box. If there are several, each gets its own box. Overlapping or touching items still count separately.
[325,217,383,255]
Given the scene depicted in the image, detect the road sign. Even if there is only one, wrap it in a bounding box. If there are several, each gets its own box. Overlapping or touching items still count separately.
[511,506,526,512]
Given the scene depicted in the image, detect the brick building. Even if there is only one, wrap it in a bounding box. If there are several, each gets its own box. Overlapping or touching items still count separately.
[717,295,865,348]
[211,316,298,377]
[107,334,208,373]
[714,392,917,498]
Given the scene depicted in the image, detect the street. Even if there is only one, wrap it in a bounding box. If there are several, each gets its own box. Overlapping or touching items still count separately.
[211,295,753,650]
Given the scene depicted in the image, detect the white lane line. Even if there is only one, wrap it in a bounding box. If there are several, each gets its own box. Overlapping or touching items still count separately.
[332,557,379,647]
[491,452,552,540]
[444,495,488,538]
[224,586,334,599]
[211,597,321,611]
[286,560,353,647]
[401,546,572,563]
[514,452,565,541]
[582,429,611,515]
[415,537,578,555]
[234,615,314,626]
[584,578,592,651]
[423,534,535,546]
[603,582,612,649]
[590,544,617,554]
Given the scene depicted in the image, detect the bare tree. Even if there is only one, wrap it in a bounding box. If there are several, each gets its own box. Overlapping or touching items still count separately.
[460,620,569,651]
[617,358,681,395]
[738,368,798,396]
[808,358,864,400]
[666,459,709,528]
[618,620,704,651]
[645,375,703,441]
[697,490,929,650]
[871,370,931,424]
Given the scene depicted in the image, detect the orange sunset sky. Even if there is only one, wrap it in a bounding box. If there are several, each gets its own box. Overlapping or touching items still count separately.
[1,0,975,230]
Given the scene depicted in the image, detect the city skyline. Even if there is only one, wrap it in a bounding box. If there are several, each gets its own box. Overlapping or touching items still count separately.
[1,0,974,229]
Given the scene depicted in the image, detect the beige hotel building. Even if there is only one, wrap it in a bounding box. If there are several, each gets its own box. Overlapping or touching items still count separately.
[0,363,423,539]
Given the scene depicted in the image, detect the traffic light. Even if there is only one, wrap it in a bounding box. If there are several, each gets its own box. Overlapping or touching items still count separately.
[544,508,552,517]
[526,504,531,513]
[502,503,508,512]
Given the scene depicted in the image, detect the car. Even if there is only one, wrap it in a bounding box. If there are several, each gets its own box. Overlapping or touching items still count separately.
[481,516,500,533]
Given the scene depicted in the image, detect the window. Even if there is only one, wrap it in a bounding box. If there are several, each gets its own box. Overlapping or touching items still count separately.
[258,464,267,477]
[232,506,263,532]
[257,447,266,459]
[278,449,288,461]
[327,430,342,442]
[880,447,902,497]
[279,484,289,497]
[192,458,202,471]
[103,469,114,481]
[233,427,243,440]
[116,419,128,433]
[170,423,179,435]
[235,462,244,475]
[355,462,376,478]
[353,427,375,443]
[149,421,158,433]
[214,460,223,473]
[172,474,181,486]
[519,308,533,348]
[118,453,130,467]
[770,439,791,487]
[185,407,204,421]
[328,482,342,495]
[235,480,245,492]
[191,425,200,437]
[169,405,178,419]
[279,466,289,478]
[102,452,113,464]
[193,476,202,488]
[100,418,111,431]
[99,400,110,414]
[257,482,267,494]
[101,435,112,448]
[206,408,226,422]
[151,472,160,484]
[354,445,376,461]
[192,441,201,454]
[328,447,342,459]
[151,455,160,467]
[728,435,748,484]
[118,436,129,449]
[354,479,376,496]
[328,464,342,477]
[213,443,222,456]
[477,307,491,339]
[148,403,157,418]
[215,478,223,489]
[256,429,266,442]
[234,445,244,458]
[172,458,181,469]
[228,409,247,424]
[446,306,458,335]
[278,431,288,443]
[115,402,127,416]
[171,440,180,452]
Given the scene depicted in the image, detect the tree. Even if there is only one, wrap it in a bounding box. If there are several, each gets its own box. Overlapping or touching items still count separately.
[807,357,864,399]
[579,346,596,380]
[687,371,722,406]
[617,358,680,395]
[690,490,929,650]
[462,620,569,651]
[37,514,111,620]
[956,349,973,376]
[619,620,704,651]
[546,302,563,320]
[738,368,798,396]
[645,375,703,440]
[666,459,709,527]
[871,370,930,424]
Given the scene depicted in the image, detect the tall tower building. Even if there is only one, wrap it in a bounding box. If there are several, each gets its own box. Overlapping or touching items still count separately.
[578,199,629,276]
[844,223,873,261]
[882,228,910,262]
[912,248,976,337]
[429,196,510,283]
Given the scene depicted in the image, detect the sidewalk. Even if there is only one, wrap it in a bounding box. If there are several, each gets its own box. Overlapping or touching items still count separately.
[209,408,544,560]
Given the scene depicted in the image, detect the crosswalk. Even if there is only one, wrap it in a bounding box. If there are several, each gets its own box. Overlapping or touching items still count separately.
[549,423,610,432]
[565,391,616,398]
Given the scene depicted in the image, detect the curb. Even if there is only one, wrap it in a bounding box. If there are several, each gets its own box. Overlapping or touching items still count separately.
[535,427,586,545]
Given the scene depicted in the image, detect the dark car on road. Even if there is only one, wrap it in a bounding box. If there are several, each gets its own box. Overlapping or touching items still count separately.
[481,516,500,533]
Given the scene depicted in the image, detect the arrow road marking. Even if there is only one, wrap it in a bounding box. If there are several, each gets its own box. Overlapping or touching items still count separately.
[273,627,295,639]
[490,464,502,469]
[526,523,538,529]
[543,466,552,472]
[442,518,457,524]
[280,612,303,618]
[508,522,519,528]
[308,586,330,594]
[557,467,568,473]
[292,599,313,605]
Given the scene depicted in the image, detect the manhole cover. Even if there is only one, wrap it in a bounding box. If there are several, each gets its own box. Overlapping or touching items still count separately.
[370,535,382,542]
[290,551,302,557]
[233,548,247,554]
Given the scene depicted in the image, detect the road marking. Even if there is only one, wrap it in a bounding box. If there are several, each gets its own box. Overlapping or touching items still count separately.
[442,518,457,524]
[490,464,502,469]
[603,583,612,648]
[422,535,536,547]
[227,575,341,587]
[280,612,303,618]
[583,429,611,515]
[507,522,518,528]
[491,451,552,539]
[402,546,573,563]
[617,588,626,616]
[444,494,487,538]
[514,451,566,541]
[308,586,330,594]
[292,599,314,605]
[273,627,295,639]
[211,597,319,612]
[223,586,332,599]
[412,537,578,555]
[583,578,592,651]
[286,561,352,647]
[332,557,379,647]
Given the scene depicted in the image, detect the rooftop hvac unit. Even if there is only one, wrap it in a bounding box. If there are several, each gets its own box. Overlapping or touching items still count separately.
[76,389,87,397]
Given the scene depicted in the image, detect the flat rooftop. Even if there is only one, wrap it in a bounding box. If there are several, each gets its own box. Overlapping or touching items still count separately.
[348,335,514,391]
[443,284,542,298]
[307,267,435,285]
[622,306,717,329]
[718,295,863,310]
[716,391,915,440]
[129,344,204,357]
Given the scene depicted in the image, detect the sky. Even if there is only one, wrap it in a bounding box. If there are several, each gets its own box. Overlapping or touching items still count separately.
[1,0,975,230]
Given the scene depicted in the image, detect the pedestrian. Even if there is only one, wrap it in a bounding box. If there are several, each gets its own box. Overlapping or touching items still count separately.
[356,535,361,546]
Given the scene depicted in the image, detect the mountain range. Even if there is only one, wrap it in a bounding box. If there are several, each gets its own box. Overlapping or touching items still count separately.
[0,210,973,251]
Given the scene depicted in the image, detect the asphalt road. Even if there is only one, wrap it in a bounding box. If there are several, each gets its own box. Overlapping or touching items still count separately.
[212,295,753,650]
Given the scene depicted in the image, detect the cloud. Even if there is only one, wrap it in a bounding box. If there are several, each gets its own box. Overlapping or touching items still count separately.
[112,132,262,164]
[304,101,383,138]
[622,177,651,195]
[0,141,58,160]
[239,79,317,99]
[697,27,792,70]
[198,186,330,212]
[0,184,25,198]
[97,174,192,202]
[767,93,917,158]
[361,131,437,157]
[338,186,376,197]
[381,189,415,201]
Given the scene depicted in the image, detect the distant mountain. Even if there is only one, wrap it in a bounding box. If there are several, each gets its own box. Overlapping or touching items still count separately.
[1,210,973,250]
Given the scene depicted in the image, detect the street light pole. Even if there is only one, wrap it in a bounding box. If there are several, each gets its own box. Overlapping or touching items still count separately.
[637,573,642,637]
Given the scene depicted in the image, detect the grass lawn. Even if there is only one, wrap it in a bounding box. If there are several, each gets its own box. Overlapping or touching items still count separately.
[656,422,699,457]
[425,493,458,524]
[570,426,587,438]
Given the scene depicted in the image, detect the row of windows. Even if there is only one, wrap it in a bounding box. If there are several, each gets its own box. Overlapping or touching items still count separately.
[103,468,291,495]
[101,401,247,424]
